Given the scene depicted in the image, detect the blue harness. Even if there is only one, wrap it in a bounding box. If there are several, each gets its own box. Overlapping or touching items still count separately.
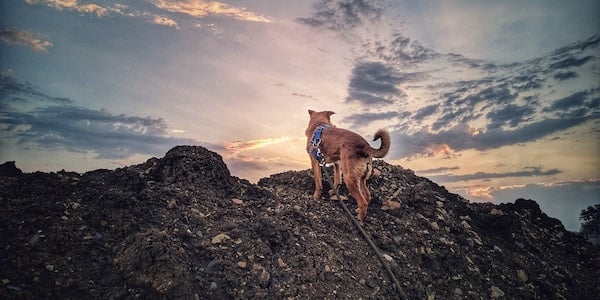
[307,125,329,163]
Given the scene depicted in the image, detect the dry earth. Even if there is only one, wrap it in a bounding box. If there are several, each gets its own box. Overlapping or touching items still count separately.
[1,146,599,299]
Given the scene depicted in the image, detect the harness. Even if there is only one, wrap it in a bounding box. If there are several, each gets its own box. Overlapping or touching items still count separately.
[307,125,329,163]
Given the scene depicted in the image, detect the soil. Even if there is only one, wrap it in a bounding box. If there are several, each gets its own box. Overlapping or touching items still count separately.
[1,146,599,299]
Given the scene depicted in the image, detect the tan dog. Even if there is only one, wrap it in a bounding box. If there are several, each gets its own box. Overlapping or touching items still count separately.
[305,110,390,221]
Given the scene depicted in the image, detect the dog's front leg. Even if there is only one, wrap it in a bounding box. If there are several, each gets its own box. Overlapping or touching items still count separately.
[311,158,323,199]
[328,163,348,200]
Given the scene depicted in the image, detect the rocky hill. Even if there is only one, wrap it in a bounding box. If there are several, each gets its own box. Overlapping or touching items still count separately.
[1,146,598,299]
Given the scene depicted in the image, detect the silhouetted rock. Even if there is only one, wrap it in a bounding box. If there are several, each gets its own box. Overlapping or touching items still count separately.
[0,146,598,299]
[0,161,22,177]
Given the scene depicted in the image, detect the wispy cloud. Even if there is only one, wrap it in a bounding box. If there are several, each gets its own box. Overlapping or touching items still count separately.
[0,75,201,159]
[297,0,383,32]
[0,74,70,107]
[223,136,291,155]
[0,28,52,52]
[25,0,111,17]
[429,167,562,183]
[151,0,271,22]
[25,0,180,28]
[151,16,179,29]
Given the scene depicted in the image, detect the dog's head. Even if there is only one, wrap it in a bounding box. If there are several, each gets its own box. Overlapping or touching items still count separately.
[307,109,335,126]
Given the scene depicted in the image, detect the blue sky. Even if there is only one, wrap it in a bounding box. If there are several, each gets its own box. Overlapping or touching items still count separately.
[1,0,599,231]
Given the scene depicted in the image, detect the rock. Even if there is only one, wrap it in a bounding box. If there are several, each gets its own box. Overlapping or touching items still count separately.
[490,286,505,298]
[252,264,271,288]
[237,261,247,268]
[382,254,394,262]
[29,234,40,246]
[206,260,222,273]
[382,199,401,210]
[517,269,528,283]
[209,282,218,289]
[490,208,504,215]
[0,161,22,177]
[429,222,440,231]
[231,198,244,205]
[211,233,230,244]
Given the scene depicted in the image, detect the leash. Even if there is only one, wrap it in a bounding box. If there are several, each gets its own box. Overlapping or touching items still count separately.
[319,161,407,299]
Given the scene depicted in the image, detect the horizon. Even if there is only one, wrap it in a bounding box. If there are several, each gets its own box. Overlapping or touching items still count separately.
[1,0,599,231]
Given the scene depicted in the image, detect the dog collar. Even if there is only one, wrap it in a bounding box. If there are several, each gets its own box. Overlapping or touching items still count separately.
[307,125,329,162]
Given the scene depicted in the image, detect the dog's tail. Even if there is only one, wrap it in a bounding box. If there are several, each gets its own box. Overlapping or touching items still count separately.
[368,129,391,158]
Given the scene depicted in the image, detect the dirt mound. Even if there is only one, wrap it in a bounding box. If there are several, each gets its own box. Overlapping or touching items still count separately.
[1,146,599,299]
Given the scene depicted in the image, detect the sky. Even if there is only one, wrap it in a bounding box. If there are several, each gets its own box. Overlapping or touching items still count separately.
[1,0,599,231]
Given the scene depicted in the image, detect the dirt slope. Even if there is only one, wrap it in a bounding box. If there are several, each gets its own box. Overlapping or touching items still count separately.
[1,146,598,299]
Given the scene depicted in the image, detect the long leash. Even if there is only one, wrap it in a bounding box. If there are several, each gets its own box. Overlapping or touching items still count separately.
[319,163,407,299]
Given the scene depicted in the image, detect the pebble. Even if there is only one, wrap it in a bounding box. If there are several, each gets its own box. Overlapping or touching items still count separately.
[490,208,504,215]
[211,233,230,244]
[466,238,475,248]
[490,286,505,298]
[382,254,394,262]
[206,260,222,273]
[237,261,247,268]
[429,222,440,231]
[517,269,528,283]
[209,282,218,289]
[29,234,40,246]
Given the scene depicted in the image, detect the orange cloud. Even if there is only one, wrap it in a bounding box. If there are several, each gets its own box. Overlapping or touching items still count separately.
[466,185,494,201]
[26,0,109,17]
[152,16,179,28]
[223,136,291,155]
[425,143,460,159]
[0,29,52,52]
[151,0,271,22]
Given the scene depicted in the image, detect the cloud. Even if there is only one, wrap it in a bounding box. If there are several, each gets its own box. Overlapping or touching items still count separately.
[343,110,408,128]
[151,0,271,22]
[347,61,422,105]
[429,167,562,183]
[0,75,202,159]
[417,166,459,175]
[26,0,110,17]
[0,28,53,52]
[543,89,600,118]
[486,104,535,129]
[413,104,438,121]
[0,74,71,107]
[152,16,179,28]
[1,105,200,159]
[297,0,383,31]
[362,31,441,67]
[223,136,291,155]
[25,0,183,28]
[553,71,578,81]
[390,115,597,158]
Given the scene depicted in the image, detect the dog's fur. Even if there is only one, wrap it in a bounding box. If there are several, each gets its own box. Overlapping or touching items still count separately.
[305,110,390,221]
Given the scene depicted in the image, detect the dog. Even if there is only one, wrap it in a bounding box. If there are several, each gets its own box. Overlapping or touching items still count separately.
[305,110,390,221]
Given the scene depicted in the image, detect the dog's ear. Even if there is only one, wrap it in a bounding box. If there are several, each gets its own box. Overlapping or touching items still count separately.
[325,111,335,117]
[308,109,315,115]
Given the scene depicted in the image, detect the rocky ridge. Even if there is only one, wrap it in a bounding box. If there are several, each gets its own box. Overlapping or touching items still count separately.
[0,146,598,299]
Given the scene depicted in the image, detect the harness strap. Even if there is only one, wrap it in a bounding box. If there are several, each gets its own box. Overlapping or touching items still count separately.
[307,125,329,163]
